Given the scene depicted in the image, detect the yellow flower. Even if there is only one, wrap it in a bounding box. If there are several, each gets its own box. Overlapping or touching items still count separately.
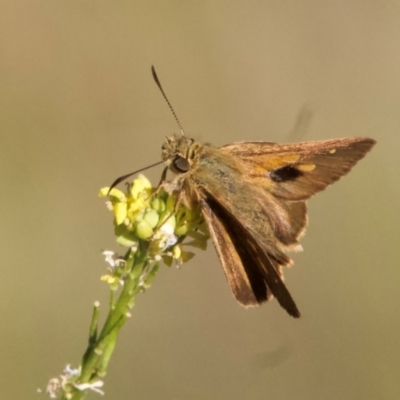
[99,174,209,273]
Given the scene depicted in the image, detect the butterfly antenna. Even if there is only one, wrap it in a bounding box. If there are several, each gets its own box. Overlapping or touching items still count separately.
[151,65,185,136]
[107,160,165,195]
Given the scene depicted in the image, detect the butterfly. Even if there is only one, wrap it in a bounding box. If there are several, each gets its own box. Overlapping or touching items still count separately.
[161,134,375,318]
[111,67,376,318]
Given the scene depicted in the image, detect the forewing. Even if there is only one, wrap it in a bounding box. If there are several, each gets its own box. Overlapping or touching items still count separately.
[191,147,296,263]
[220,137,376,200]
[189,145,306,263]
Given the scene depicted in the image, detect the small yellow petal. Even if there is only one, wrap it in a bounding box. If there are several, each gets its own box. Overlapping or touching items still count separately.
[113,202,128,225]
[99,187,110,197]
[128,198,147,214]
[172,245,182,259]
[131,175,152,199]
[108,188,127,201]
[137,174,152,189]
[101,275,116,284]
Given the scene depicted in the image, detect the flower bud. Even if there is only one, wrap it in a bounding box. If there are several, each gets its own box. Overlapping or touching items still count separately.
[144,209,159,228]
[136,219,153,239]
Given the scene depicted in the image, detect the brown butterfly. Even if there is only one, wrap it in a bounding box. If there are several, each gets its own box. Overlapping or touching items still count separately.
[111,67,376,318]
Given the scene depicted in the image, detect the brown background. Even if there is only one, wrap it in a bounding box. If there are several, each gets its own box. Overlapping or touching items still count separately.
[1,1,399,399]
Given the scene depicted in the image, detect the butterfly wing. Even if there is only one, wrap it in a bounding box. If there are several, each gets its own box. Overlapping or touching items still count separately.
[220,137,376,200]
[177,137,375,317]
[201,195,300,318]
[185,147,302,317]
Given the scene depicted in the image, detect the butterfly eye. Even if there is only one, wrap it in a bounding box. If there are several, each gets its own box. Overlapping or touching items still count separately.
[173,156,190,173]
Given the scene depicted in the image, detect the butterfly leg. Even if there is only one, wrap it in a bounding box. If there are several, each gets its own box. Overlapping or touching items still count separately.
[152,189,183,235]
[145,166,169,201]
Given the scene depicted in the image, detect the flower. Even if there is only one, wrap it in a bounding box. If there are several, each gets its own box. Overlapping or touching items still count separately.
[99,175,209,269]
[73,380,104,396]
[45,365,90,399]
[102,251,126,269]
[45,378,60,399]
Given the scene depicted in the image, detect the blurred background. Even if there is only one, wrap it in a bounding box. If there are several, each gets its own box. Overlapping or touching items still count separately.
[0,1,399,399]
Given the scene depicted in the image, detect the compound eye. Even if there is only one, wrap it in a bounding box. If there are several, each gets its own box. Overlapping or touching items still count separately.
[173,156,190,173]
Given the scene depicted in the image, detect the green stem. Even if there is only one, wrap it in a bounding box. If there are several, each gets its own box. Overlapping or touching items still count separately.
[61,244,150,400]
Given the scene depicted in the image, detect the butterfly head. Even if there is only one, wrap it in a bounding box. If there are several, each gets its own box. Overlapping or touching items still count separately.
[162,134,198,175]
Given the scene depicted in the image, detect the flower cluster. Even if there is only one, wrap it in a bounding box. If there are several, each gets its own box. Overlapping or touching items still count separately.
[44,175,210,400]
[99,175,209,286]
